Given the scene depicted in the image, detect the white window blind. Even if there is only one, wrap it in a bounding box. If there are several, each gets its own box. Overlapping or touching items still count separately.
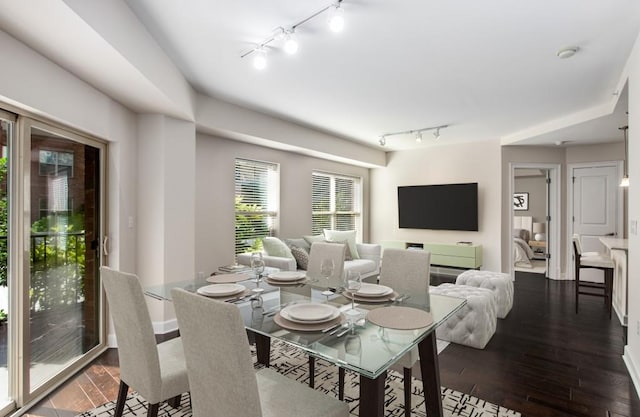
[312,171,362,237]
[235,158,279,255]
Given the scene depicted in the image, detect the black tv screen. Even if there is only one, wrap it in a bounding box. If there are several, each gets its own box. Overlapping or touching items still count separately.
[398,183,478,231]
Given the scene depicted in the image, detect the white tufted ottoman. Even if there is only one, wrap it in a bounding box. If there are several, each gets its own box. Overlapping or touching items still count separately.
[456,270,513,318]
[429,284,497,349]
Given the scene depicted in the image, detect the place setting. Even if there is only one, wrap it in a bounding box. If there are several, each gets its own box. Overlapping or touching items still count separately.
[273,301,346,332]
[342,282,399,303]
[264,271,308,286]
[196,283,251,301]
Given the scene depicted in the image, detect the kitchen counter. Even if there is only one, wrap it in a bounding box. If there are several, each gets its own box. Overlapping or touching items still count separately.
[600,237,629,326]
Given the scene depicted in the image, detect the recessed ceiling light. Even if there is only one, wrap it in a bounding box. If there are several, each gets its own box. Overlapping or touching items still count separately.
[557,47,578,59]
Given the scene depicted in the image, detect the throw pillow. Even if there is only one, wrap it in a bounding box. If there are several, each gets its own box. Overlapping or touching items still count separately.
[324,239,352,261]
[323,229,360,259]
[262,237,294,259]
[284,238,310,252]
[303,234,325,246]
[290,246,309,270]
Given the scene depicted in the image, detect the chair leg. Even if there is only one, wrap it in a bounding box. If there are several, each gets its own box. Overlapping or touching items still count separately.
[114,381,129,417]
[338,367,345,400]
[605,268,613,319]
[575,264,580,314]
[308,356,315,388]
[147,403,159,417]
[167,394,182,408]
[404,367,412,417]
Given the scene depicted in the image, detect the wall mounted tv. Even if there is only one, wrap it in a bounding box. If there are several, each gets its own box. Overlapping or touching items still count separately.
[398,183,478,231]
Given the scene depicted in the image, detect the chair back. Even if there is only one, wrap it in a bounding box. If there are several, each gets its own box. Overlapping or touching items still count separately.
[172,288,262,417]
[100,267,162,400]
[379,248,431,292]
[572,234,582,255]
[307,242,346,288]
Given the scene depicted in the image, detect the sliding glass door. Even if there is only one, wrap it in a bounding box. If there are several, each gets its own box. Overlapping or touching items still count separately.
[0,110,108,413]
[23,120,105,400]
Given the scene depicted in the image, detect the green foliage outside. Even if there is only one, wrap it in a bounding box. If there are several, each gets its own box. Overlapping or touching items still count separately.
[235,195,267,255]
[0,156,86,312]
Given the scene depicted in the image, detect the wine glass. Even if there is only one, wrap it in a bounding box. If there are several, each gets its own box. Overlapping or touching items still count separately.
[346,270,362,315]
[250,252,265,283]
[320,258,335,300]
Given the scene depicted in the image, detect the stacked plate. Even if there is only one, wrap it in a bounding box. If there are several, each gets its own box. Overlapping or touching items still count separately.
[344,283,397,303]
[275,302,343,331]
[265,271,307,285]
[196,283,246,298]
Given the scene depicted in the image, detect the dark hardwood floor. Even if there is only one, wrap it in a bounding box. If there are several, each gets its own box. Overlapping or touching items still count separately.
[24,271,639,416]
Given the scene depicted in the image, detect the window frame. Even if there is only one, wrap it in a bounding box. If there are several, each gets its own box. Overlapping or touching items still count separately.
[234,158,280,255]
[311,171,362,240]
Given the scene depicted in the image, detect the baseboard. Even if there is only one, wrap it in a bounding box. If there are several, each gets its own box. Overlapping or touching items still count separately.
[623,345,640,399]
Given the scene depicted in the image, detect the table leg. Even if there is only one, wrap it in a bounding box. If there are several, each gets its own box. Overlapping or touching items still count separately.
[418,332,443,417]
[359,371,386,417]
[254,332,271,367]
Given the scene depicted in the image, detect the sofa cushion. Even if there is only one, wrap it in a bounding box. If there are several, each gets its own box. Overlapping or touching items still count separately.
[284,238,310,252]
[323,230,360,259]
[324,239,352,261]
[262,237,294,259]
[344,259,376,277]
[290,246,309,270]
[303,234,325,246]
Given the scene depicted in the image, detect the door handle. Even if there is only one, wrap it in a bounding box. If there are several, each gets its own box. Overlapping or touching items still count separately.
[604,233,615,236]
[103,236,109,257]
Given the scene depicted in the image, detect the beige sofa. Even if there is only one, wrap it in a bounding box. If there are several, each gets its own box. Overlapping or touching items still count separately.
[237,242,381,281]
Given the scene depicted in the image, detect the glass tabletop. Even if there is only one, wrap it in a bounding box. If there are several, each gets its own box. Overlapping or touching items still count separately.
[145,276,466,379]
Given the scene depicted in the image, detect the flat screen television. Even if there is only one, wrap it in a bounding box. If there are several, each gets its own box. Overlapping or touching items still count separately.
[398,183,478,231]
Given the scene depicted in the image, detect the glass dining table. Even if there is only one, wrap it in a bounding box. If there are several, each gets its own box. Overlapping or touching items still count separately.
[145,276,466,417]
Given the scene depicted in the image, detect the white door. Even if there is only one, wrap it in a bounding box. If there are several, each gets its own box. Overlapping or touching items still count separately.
[572,165,619,282]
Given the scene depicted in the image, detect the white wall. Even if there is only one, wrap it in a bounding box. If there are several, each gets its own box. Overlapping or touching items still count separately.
[370,139,502,272]
[623,30,640,396]
[195,133,371,276]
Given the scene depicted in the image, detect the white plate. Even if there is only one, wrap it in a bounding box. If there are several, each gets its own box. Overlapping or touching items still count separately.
[281,303,339,324]
[196,284,245,297]
[355,283,393,298]
[267,271,307,282]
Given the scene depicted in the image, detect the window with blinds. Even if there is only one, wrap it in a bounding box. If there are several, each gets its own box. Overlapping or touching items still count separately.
[235,158,279,255]
[312,171,362,237]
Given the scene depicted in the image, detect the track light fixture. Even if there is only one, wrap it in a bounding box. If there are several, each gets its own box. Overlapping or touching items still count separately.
[241,0,346,69]
[620,125,629,187]
[378,125,449,147]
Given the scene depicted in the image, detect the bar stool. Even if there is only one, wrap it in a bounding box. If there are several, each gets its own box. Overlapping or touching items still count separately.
[572,234,614,318]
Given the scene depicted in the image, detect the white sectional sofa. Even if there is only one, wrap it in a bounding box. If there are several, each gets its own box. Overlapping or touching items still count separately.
[237,239,381,281]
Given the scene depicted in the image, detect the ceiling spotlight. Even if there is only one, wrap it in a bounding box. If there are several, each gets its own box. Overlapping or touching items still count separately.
[415,132,423,143]
[328,3,345,32]
[253,48,267,70]
[379,136,386,147]
[433,128,441,140]
[557,47,578,59]
[284,30,299,55]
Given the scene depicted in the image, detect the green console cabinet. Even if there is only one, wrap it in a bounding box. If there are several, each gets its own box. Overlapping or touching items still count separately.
[380,241,482,269]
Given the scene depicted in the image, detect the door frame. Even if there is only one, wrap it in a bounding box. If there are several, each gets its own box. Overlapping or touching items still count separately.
[566,161,624,281]
[509,163,562,280]
[14,116,108,408]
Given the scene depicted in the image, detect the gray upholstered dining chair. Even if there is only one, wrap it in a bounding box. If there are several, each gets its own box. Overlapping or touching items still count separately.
[171,288,349,417]
[307,241,347,288]
[378,248,431,417]
[100,267,189,417]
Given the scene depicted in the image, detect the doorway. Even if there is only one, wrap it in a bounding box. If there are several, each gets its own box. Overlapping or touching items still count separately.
[509,163,561,280]
[0,108,107,415]
[567,162,623,282]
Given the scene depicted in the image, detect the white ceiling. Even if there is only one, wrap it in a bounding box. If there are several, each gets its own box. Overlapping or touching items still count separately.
[2,0,639,151]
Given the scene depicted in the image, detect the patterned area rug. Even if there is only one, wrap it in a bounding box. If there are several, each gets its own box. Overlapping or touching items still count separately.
[76,340,520,417]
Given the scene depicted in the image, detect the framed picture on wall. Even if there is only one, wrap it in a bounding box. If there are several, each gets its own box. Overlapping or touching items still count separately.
[513,192,529,211]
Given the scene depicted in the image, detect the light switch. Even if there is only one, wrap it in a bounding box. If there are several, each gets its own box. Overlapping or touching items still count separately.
[631,220,638,236]
[128,216,135,229]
